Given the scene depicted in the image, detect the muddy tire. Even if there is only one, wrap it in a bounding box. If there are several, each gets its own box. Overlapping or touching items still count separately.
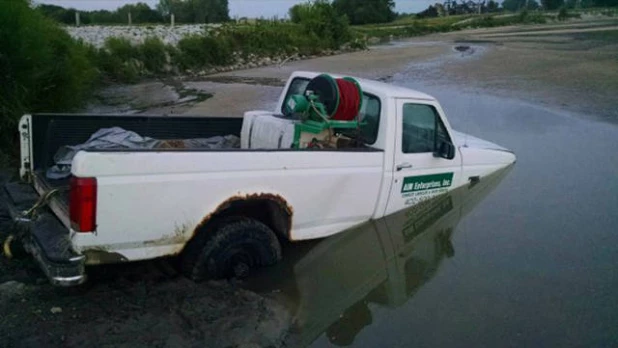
[181,216,282,282]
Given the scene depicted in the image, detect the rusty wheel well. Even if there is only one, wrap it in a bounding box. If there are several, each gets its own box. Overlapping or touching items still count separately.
[194,194,293,242]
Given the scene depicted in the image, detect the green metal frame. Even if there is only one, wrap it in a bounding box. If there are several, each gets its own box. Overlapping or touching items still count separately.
[292,119,366,148]
[291,75,365,148]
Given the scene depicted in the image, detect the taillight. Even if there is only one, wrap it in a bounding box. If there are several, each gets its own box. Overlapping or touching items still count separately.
[69,177,97,233]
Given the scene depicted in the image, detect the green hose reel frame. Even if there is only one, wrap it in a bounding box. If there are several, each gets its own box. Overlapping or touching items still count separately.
[285,74,365,148]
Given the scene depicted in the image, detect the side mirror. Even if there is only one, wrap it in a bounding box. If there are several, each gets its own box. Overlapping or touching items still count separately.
[434,141,456,160]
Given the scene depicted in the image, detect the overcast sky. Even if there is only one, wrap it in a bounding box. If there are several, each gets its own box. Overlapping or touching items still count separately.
[35,0,437,18]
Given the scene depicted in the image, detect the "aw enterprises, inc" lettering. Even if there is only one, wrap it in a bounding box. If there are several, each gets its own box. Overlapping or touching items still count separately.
[402,172,454,193]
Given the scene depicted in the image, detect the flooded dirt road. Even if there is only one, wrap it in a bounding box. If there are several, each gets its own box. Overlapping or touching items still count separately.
[1,20,617,347]
[234,24,618,346]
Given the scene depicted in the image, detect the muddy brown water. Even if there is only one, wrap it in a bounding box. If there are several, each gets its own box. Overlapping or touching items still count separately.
[244,77,618,347]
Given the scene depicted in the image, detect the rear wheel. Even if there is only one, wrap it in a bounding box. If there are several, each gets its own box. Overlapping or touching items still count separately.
[181,216,282,282]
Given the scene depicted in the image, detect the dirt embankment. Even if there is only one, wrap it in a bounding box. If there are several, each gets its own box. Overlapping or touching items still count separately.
[0,257,295,347]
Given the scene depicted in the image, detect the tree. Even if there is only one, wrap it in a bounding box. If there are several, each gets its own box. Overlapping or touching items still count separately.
[595,0,618,6]
[486,0,500,11]
[156,0,174,17]
[158,0,229,23]
[417,5,439,18]
[288,0,351,48]
[289,3,308,23]
[1,0,97,163]
[541,0,565,9]
[332,0,396,25]
[502,0,540,11]
[116,3,163,23]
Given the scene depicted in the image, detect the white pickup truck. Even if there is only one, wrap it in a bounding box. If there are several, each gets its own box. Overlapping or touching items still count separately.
[3,71,515,286]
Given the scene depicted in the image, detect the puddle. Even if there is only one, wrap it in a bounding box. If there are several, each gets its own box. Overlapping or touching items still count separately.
[370,40,449,50]
[245,167,514,346]
[382,44,488,83]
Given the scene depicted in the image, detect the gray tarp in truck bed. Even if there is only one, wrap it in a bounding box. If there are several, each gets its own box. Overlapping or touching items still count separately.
[29,114,244,173]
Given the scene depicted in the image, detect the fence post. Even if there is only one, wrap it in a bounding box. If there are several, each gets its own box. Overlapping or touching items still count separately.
[128,11,132,25]
[75,11,80,26]
[171,13,175,27]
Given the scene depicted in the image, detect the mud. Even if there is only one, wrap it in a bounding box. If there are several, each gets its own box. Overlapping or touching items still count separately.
[84,80,212,116]
[192,193,294,243]
[0,257,294,347]
[188,75,286,87]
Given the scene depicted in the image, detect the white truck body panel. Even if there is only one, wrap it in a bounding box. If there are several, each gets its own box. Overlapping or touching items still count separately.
[71,150,384,259]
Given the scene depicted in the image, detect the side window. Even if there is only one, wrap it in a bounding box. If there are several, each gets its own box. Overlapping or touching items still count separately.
[358,93,380,145]
[281,78,310,115]
[402,104,450,154]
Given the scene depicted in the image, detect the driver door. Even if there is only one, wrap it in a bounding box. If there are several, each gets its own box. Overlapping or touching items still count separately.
[384,99,462,216]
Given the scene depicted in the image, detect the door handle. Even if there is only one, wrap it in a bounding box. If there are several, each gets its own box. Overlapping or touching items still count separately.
[396,162,413,171]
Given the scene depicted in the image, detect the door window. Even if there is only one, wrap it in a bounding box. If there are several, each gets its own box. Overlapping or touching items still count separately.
[402,104,450,154]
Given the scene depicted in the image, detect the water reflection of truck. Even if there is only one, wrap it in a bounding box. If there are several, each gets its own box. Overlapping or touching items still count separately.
[255,166,513,346]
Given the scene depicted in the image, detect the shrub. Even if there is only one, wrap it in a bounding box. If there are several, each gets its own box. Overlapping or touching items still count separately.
[221,22,297,56]
[90,37,176,82]
[105,37,141,62]
[292,0,352,49]
[177,34,234,69]
[557,7,581,20]
[140,37,169,73]
[91,37,143,83]
[0,0,97,165]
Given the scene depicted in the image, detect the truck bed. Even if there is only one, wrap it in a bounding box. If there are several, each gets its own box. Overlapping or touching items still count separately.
[31,170,71,228]
[29,114,244,173]
[34,171,69,204]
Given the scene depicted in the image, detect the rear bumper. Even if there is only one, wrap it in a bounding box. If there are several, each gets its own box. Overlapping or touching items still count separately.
[2,182,86,287]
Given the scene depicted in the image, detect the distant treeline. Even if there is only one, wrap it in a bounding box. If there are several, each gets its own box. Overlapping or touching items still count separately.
[36,0,230,25]
[39,0,397,26]
[414,0,617,19]
[38,0,617,27]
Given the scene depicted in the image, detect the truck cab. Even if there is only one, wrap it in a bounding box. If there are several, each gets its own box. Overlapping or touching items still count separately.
[246,71,514,216]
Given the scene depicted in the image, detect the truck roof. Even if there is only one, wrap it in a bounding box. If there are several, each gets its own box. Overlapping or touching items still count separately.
[293,71,437,102]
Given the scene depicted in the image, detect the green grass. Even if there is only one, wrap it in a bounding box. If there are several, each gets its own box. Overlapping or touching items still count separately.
[86,15,356,83]
[352,11,548,39]
[573,29,618,41]
[391,14,473,26]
